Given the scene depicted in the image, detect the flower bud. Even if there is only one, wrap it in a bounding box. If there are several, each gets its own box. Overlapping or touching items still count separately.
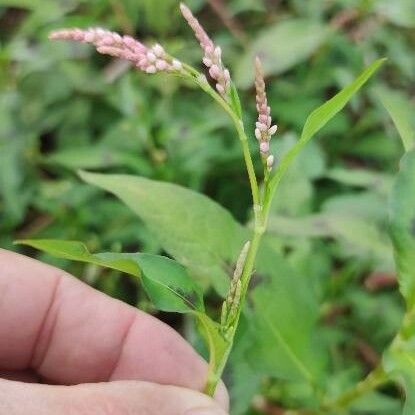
[255,128,261,140]
[268,125,278,135]
[260,141,270,154]
[266,154,274,169]
[152,43,165,57]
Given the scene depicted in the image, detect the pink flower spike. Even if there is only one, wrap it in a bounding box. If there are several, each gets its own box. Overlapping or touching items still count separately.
[254,56,278,160]
[49,27,183,75]
[260,141,270,154]
[266,155,275,170]
[180,2,231,97]
[269,125,278,135]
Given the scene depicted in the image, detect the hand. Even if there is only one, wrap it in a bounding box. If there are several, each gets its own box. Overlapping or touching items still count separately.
[0,249,228,415]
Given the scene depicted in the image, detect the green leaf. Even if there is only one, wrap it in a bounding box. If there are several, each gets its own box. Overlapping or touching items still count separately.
[78,171,245,294]
[43,147,151,174]
[248,240,326,383]
[235,19,330,88]
[16,239,229,389]
[375,0,415,28]
[376,86,415,152]
[326,167,393,193]
[384,149,415,413]
[229,81,242,119]
[16,239,204,313]
[268,59,385,192]
[300,59,386,145]
[0,0,40,8]
[384,345,415,415]
[389,149,415,307]
[268,213,393,269]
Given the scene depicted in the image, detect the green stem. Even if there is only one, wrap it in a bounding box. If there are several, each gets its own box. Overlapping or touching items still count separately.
[185,65,260,211]
[322,366,388,412]
[204,225,264,396]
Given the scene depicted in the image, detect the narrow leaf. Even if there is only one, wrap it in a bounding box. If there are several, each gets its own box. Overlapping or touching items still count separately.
[17,239,204,313]
[269,59,385,191]
[16,239,139,275]
[301,59,386,144]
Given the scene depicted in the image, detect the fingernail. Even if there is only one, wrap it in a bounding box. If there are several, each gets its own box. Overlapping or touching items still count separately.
[184,407,226,415]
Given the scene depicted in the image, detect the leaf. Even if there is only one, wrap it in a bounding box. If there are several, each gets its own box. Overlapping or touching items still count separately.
[350,391,402,414]
[0,0,41,8]
[376,86,415,152]
[248,240,326,383]
[228,317,262,415]
[17,239,230,389]
[229,81,242,119]
[269,59,385,192]
[17,239,204,313]
[78,171,246,294]
[326,167,393,193]
[267,213,393,269]
[43,147,151,174]
[375,0,415,28]
[383,346,415,415]
[235,19,330,88]
[384,149,415,413]
[389,150,415,307]
[300,59,386,145]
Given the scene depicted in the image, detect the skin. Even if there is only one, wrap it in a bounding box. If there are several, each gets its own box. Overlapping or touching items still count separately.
[0,249,229,415]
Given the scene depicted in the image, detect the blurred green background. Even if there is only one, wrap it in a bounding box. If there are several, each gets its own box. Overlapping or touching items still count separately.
[1,0,415,413]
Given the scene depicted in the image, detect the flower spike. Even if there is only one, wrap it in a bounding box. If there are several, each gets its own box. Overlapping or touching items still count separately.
[49,28,183,74]
[180,3,231,97]
[254,57,278,170]
[221,241,250,330]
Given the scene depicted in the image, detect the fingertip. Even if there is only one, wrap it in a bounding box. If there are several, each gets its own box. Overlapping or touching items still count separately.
[184,407,228,415]
[214,381,229,411]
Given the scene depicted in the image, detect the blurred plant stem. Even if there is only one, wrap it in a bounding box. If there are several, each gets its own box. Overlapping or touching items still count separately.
[322,366,388,413]
[206,0,247,45]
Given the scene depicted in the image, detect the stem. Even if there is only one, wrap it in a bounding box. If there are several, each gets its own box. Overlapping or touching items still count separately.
[322,366,388,412]
[205,214,265,396]
[185,65,260,211]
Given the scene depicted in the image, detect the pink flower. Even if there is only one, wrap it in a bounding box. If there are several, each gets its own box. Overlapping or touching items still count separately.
[254,57,277,169]
[180,3,231,97]
[49,28,183,74]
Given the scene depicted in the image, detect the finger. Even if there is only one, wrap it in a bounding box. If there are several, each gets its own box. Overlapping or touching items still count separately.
[0,370,39,383]
[0,378,228,415]
[0,249,228,408]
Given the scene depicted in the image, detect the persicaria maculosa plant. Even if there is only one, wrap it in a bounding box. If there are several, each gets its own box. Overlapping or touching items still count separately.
[23,3,415,413]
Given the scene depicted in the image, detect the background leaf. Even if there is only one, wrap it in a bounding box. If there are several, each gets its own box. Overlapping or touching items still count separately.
[247,240,326,384]
[389,149,415,307]
[235,19,330,88]
[249,279,324,384]
[376,86,415,152]
[383,149,415,413]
